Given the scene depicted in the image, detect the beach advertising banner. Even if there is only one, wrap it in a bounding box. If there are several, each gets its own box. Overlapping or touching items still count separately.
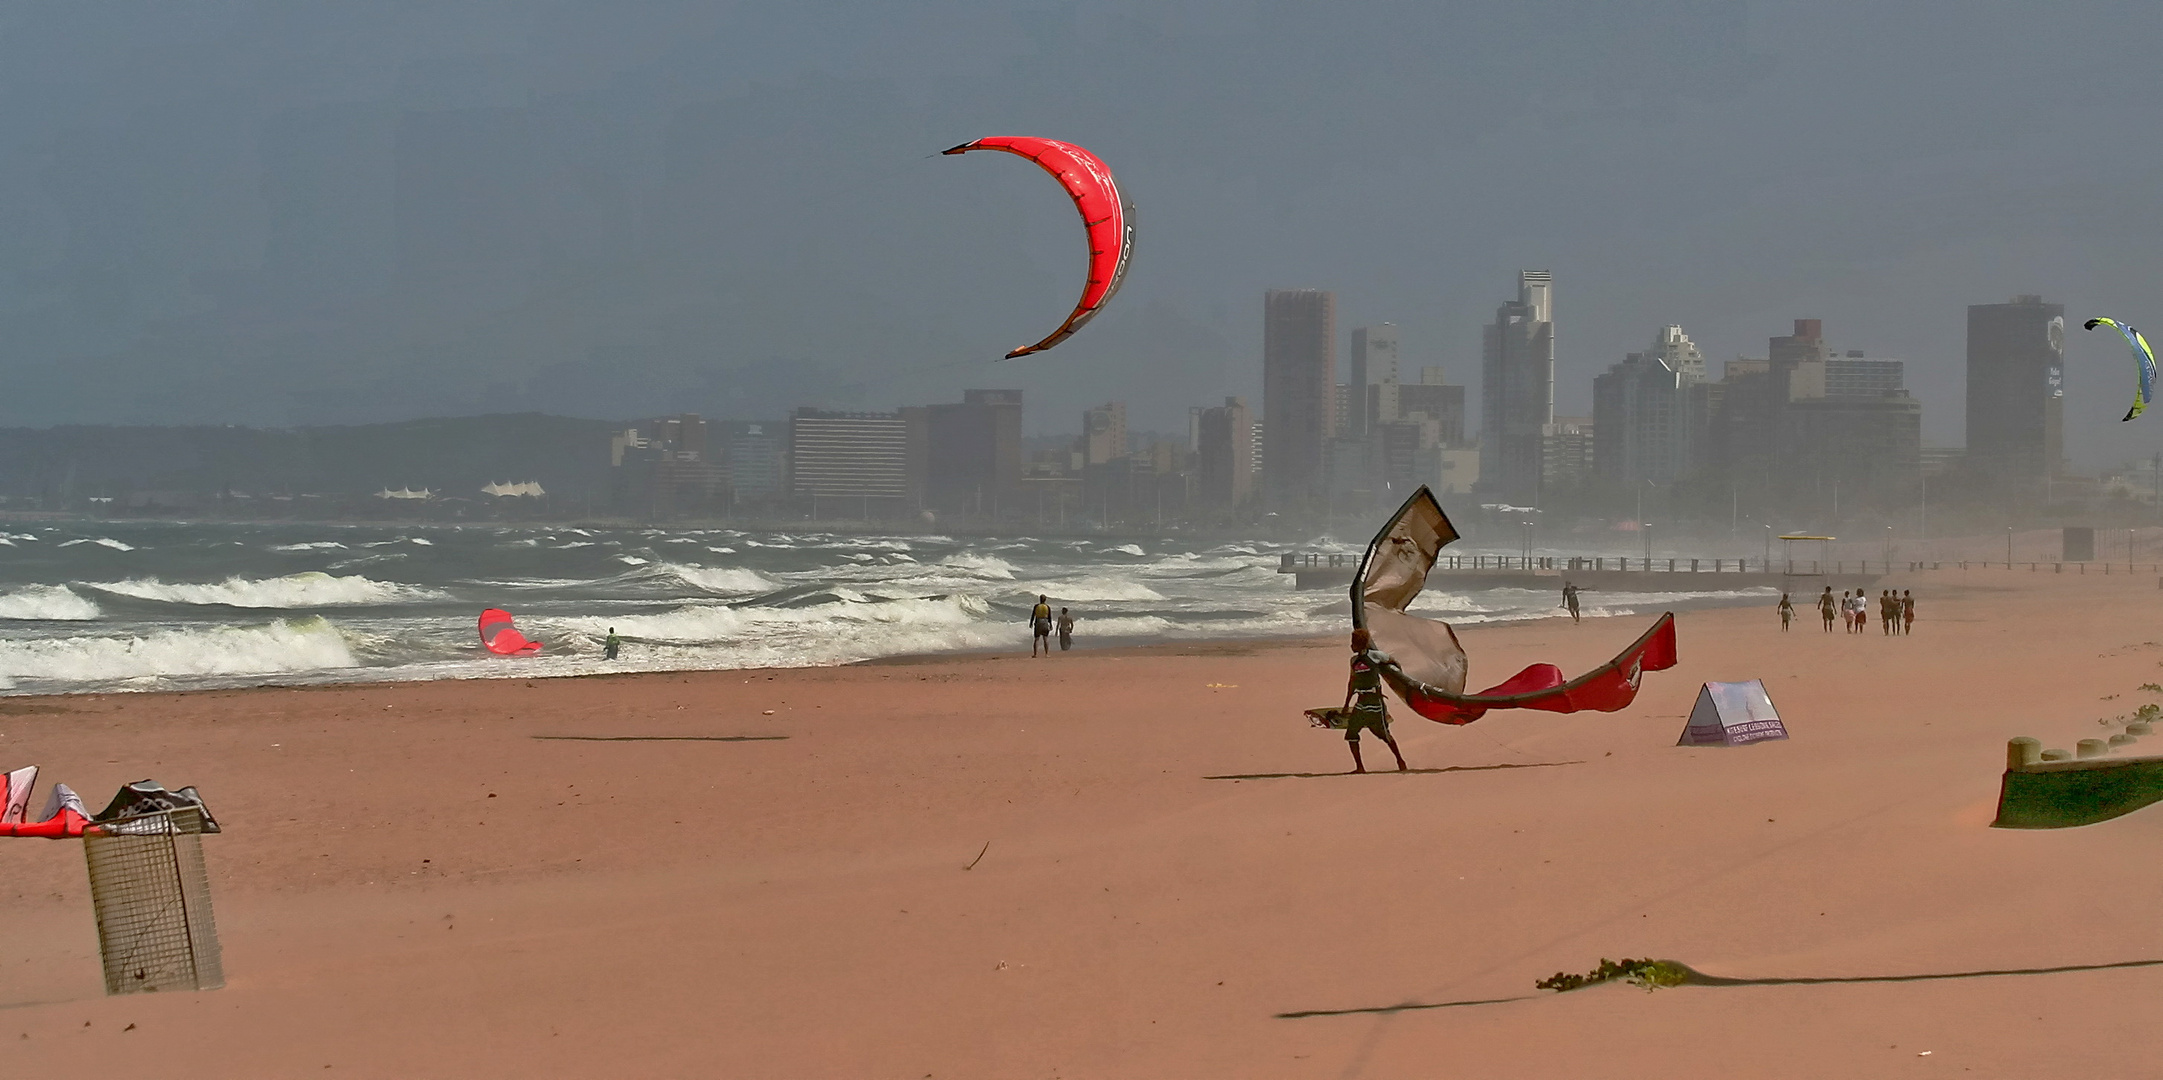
[1677,680,1788,746]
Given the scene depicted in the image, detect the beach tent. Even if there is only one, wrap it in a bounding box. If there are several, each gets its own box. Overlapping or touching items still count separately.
[1352,486,1678,725]
[1676,680,1789,746]
[478,608,543,656]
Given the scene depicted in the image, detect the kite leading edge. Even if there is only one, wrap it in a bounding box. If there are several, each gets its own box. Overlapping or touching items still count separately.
[1348,486,1678,725]
[2083,317,2156,422]
[942,136,1135,359]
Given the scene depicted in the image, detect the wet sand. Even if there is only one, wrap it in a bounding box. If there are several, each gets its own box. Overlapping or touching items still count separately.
[3,566,2161,1077]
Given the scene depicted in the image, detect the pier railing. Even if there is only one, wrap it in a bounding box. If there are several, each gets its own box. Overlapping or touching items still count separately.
[1276,552,2163,577]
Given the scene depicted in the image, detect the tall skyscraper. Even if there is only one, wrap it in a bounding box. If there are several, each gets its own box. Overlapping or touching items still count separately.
[1967,295,2065,487]
[1479,271,1555,505]
[1197,396,1255,507]
[924,389,1023,514]
[1594,325,1703,487]
[1262,289,1336,508]
[1348,324,1400,438]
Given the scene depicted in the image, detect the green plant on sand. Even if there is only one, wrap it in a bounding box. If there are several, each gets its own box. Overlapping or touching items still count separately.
[1536,958,1691,993]
[2138,703,2162,723]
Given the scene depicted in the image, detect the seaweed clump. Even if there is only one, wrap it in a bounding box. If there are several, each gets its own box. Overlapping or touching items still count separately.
[1536,958,1690,993]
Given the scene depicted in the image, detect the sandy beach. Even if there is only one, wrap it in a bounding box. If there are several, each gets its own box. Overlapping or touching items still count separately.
[4,566,2161,1077]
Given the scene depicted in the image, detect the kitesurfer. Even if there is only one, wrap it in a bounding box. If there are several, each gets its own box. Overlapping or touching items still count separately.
[604,627,621,660]
[1818,587,1837,632]
[1030,595,1054,657]
[1777,594,1794,632]
[1057,608,1074,651]
[1562,581,1581,624]
[1341,628,1409,774]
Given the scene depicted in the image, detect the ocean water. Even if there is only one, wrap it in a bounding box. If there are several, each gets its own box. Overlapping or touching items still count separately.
[0,521,1772,695]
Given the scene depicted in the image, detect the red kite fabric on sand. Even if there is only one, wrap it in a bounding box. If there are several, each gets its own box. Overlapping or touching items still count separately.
[1350,486,1678,725]
[942,136,1134,358]
[478,608,542,656]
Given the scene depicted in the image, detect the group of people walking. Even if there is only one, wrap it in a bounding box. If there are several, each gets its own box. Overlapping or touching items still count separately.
[1780,587,1914,634]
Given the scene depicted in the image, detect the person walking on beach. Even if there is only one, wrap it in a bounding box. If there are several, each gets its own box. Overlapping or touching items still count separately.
[1030,595,1054,657]
[1849,590,1867,634]
[1341,627,1409,774]
[1902,589,1916,634]
[1057,607,1074,651]
[1838,590,1853,632]
[604,627,621,660]
[1880,590,1896,636]
[1777,593,1794,631]
[1562,582,1581,624]
[1819,587,1838,632]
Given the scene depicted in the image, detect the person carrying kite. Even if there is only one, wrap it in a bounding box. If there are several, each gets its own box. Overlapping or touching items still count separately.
[1340,628,1409,774]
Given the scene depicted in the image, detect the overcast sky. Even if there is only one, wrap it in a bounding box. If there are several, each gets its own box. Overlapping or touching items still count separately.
[5,1,2163,469]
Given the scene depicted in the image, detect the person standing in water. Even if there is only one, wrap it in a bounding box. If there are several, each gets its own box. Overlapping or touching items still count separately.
[1562,581,1581,624]
[1341,627,1409,774]
[1818,587,1837,632]
[1056,607,1074,651]
[1030,595,1053,657]
[604,627,621,660]
[1777,594,1794,632]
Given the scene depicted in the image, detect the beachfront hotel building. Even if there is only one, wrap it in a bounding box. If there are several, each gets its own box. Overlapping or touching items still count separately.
[787,408,913,508]
[1593,325,1706,488]
[1261,288,1336,511]
[1966,295,2066,490]
[1478,271,1555,506]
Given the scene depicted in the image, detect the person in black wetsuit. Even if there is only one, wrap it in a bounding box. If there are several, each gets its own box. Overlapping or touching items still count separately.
[1341,627,1409,774]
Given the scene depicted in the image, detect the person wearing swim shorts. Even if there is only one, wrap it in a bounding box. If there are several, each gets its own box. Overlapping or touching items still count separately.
[1341,627,1409,774]
[1030,595,1053,657]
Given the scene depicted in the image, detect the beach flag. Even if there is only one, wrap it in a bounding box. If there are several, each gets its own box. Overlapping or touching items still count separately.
[1676,680,1788,747]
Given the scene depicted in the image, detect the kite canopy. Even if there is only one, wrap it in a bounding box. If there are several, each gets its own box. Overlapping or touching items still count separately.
[2083,318,2157,421]
[942,136,1134,358]
[1350,487,1678,725]
[478,608,542,656]
[0,766,92,839]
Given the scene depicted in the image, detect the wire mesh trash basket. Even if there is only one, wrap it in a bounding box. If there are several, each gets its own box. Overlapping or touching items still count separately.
[82,806,223,995]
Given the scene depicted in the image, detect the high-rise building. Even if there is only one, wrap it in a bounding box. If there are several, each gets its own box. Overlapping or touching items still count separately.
[1262,289,1336,508]
[1197,396,1255,508]
[1593,325,1704,487]
[1348,324,1400,438]
[1479,271,1555,505]
[1081,402,1127,466]
[924,389,1023,515]
[788,408,913,502]
[1967,295,2066,487]
[1395,367,1467,449]
[611,413,728,518]
[1541,416,1595,493]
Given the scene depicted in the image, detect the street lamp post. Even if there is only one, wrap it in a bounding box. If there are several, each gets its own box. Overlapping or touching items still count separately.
[1644,521,1654,566]
[2007,526,2014,566]
[1763,523,1772,573]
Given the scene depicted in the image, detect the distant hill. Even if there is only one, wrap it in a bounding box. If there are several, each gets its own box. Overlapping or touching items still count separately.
[0,414,622,501]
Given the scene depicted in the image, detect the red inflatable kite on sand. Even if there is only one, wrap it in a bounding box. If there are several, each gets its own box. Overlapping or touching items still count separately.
[942,136,1135,358]
[478,608,542,656]
[1352,487,1678,725]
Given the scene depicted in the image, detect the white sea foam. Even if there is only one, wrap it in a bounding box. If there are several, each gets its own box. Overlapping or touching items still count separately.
[706,546,737,554]
[271,541,347,552]
[617,555,650,566]
[1023,576,1166,602]
[60,538,135,551]
[0,585,101,621]
[654,564,776,595]
[408,537,434,546]
[86,573,443,608]
[1102,543,1146,556]
[936,552,1017,578]
[554,541,596,549]
[0,617,356,684]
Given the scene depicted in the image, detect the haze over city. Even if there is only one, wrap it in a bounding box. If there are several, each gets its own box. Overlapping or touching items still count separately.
[7,1,2163,474]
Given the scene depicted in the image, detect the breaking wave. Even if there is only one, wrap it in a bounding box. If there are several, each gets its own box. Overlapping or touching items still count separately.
[936,552,1018,578]
[0,585,102,621]
[1022,576,1166,602]
[0,618,356,683]
[86,573,443,608]
[60,537,135,551]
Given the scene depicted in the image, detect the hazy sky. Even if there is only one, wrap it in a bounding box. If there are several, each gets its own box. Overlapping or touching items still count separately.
[5,1,2163,470]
